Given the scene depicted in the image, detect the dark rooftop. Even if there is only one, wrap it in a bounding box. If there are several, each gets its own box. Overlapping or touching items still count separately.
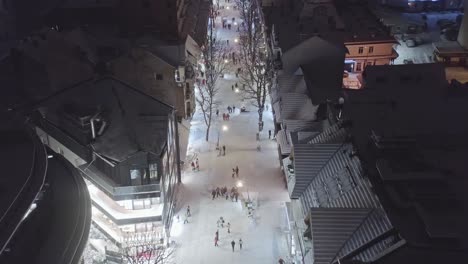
[32,77,174,162]
[263,0,395,52]
[342,64,468,263]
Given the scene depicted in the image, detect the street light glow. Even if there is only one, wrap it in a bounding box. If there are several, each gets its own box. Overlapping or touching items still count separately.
[234,22,238,26]
[224,59,228,63]
[222,125,228,131]
[237,181,243,187]
[226,6,230,9]
[235,88,239,93]
[234,38,238,43]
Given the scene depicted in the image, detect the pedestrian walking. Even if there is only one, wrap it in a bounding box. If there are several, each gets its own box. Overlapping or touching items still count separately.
[217,219,221,227]
[186,205,191,217]
[196,158,199,171]
[215,236,219,247]
[233,106,236,112]
[232,85,234,91]
[227,222,231,233]
[226,193,229,200]
[231,240,236,252]
[239,239,243,250]
[223,145,226,155]
[226,39,229,45]
[269,129,272,139]
[278,258,285,264]
[235,82,238,88]
[227,106,231,113]
[216,230,219,239]
[177,215,180,222]
[191,161,195,171]
[212,190,216,200]
[221,218,225,228]
[216,187,220,197]
[235,193,239,202]
[235,166,239,177]
[184,216,189,224]
[216,109,219,116]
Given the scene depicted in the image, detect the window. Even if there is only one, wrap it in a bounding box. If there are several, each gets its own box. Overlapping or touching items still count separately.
[358,47,364,54]
[356,63,362,71]
[366,61,373,67]
[156,74,163,80]
[369,46,374,54]
[130,169,144,185]
[149,163,158,183]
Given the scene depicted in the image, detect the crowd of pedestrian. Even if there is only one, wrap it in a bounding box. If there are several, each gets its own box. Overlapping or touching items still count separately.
[211,185,240,202]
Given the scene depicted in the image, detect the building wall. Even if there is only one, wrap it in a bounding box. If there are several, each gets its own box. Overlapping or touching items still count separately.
[346,42,396,71]
[161,112,179,234]
[346,42,394,58]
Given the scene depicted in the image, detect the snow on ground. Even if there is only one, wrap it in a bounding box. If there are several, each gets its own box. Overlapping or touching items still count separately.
[171,1,291,263]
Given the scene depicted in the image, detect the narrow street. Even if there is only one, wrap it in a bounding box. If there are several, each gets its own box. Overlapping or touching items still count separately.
[171,1,291,263]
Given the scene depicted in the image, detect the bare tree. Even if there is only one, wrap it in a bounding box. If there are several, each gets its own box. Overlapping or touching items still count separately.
[236,0,272,131]
[196,23,229,141]
[121,232,175,264]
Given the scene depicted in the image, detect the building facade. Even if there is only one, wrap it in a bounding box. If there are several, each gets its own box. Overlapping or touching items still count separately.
[33,77,181,246]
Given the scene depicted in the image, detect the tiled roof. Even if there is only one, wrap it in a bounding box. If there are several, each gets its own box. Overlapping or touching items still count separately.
[291,143,342,199]
[278,92,317,120]
[309,208,371,264]
[309,121,347,144]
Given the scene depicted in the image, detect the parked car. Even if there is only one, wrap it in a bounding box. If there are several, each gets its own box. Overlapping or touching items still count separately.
[406,24,419,34]
[403,59,414,64]
[437,19,452,27]
[406,38,417,47]
[456,14,464,25]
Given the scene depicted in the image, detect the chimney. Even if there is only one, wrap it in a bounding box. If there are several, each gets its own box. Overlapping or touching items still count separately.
[457,4,468,49]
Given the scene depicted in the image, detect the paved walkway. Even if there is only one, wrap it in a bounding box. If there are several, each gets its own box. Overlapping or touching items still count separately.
[171,1,291,263]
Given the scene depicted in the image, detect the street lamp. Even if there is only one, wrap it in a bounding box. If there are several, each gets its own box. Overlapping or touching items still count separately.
[235,88,239,93]
[234,38,238,43]
[217,125,228,149]
[236,180,251,202]
[224,59,229,63]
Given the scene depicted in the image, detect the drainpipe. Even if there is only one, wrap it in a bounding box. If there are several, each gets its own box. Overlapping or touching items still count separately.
[90,118,96,139]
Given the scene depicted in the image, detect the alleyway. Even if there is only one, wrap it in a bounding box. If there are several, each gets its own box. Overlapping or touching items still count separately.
[171,1,291,263]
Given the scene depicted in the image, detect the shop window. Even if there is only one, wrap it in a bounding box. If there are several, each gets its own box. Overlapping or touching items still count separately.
[149,163,158,183]
[358,47,364,54]
[130,169,144,185]
[369,46,374,54]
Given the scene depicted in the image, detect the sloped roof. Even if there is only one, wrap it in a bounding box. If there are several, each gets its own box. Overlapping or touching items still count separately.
[34,77,173,161]
[309,208,371,264]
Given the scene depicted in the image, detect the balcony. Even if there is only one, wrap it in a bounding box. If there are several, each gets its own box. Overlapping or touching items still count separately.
[78,163,161,201]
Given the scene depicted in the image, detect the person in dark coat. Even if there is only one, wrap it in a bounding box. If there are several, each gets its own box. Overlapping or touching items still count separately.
[235,166,239,177]
[223,145,226,155]
[231,240,235,252]
[269,129,272,139]
[239,239,243,250]
[212,190,216,200]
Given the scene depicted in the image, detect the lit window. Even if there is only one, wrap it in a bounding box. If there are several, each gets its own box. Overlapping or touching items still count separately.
[358,47,364,54]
